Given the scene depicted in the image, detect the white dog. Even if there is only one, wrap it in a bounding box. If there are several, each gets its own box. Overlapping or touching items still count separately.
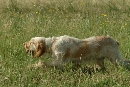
[23,35,130,70]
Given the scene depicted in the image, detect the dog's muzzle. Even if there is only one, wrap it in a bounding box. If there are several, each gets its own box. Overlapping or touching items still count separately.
[26,50,35,56]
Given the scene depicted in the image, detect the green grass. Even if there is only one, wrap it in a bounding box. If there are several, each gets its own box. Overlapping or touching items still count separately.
[0,0,130,87]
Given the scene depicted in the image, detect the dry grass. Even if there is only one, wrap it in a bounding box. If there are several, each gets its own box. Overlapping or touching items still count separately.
[0,0,130,13]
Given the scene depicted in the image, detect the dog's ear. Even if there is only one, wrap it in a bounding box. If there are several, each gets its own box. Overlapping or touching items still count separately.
[34,41,46,58]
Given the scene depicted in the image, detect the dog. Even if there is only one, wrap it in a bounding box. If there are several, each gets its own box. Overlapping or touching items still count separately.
[23,35,130,70]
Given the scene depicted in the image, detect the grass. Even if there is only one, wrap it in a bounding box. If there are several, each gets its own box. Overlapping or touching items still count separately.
[0,0,130,87]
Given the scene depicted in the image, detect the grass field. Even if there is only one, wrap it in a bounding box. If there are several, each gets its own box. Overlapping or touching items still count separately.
[0,0,130,87]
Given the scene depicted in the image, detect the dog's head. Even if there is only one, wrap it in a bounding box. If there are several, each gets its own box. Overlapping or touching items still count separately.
[23,37,46,58]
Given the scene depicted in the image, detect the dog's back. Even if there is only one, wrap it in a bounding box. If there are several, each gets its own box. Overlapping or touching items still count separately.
[52,35,122,64]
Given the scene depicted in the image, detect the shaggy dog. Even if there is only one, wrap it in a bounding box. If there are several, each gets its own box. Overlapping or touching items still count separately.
[23,35,130,70]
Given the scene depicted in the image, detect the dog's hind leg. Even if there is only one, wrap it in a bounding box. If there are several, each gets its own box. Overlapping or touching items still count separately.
[95,58,106,71]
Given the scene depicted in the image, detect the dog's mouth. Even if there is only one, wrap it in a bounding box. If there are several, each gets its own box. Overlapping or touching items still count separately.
[26,50,35,56]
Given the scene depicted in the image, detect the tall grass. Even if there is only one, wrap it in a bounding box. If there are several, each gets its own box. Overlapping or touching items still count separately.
[0,0,130,87]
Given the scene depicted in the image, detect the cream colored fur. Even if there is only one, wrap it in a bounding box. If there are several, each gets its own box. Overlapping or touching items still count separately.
[23,35,130,70]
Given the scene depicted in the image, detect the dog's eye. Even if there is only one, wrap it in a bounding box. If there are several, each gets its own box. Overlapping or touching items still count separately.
[30,42,34,44]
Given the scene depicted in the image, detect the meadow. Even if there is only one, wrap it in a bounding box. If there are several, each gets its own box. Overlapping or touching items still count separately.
[0,0,130,87]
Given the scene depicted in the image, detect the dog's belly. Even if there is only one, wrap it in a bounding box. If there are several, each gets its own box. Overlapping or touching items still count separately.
[66,54,98,63]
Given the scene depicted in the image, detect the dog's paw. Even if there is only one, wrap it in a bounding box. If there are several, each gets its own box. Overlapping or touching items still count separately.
[27,61,45,69]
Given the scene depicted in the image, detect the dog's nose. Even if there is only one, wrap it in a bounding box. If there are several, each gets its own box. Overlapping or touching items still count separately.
[26,50,29,53]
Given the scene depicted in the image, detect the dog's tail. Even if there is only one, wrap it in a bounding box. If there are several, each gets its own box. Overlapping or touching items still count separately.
[107,35,119,46]
[122,60,130,70]
[116,40,119,46]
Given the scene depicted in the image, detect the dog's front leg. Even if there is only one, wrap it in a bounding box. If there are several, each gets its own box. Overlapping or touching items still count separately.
[41,60,63,68]
[27,53,64,68]
[38,52,64,68]
[27,60,63,69]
